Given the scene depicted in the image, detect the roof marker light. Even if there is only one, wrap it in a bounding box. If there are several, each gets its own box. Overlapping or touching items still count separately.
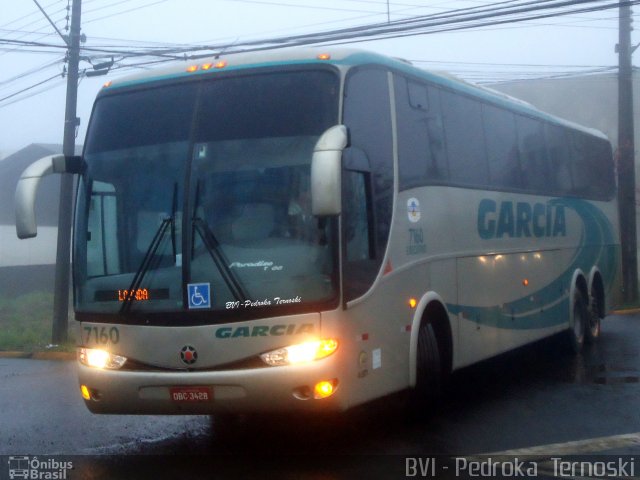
[102,80,112,88]
[317,53,331,61]
[186,65,199,73]
[214,60,227,69]
[201,63,213,70]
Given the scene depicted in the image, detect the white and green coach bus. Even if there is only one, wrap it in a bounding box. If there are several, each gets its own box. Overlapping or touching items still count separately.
[16,48,621,414]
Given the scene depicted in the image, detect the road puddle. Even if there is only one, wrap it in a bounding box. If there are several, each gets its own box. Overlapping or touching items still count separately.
[559,346,640,386]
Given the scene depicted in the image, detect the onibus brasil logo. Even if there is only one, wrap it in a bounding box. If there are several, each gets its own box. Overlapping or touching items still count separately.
[7,456,73,479]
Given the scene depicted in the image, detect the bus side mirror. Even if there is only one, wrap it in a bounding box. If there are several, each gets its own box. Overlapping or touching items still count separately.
[52,155,84,174]
[15,154,83,239]
[311,125,349,217]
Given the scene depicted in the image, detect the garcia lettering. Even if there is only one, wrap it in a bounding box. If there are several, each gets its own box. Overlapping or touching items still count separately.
[215,323,315,338]
[478,199,566,239]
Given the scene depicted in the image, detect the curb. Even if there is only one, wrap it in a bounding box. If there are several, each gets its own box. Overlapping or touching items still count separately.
[612,308,640,316]
[0,351,75,361]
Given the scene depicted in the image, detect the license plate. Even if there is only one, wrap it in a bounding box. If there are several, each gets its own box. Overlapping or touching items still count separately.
[169,386,212,402]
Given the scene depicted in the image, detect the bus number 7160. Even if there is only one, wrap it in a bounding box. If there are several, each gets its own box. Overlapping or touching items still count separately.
[84,326,120,345]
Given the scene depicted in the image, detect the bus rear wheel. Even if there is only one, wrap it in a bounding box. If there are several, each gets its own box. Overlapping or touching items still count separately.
[566,291,587,353]
[585,293,601,343]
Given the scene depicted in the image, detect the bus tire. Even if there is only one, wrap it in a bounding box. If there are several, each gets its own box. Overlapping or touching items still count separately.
[413,322,442,411]
[585,292,601,343]
[566,291,587,353]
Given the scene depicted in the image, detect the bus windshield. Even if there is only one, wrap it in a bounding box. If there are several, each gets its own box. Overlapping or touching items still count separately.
[74,69,340,319]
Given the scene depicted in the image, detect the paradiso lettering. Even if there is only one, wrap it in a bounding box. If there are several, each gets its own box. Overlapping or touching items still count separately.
[477,199,567,239]
[215,323,315,338]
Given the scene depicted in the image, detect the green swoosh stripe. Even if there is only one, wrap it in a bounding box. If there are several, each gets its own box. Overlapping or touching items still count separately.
[447,199,618,330]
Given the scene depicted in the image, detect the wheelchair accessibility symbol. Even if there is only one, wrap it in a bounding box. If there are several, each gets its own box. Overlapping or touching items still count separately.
[187,283,211,309]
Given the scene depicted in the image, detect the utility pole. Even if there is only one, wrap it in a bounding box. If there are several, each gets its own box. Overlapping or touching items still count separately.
[52,0,82,343]
[617,0,638,304]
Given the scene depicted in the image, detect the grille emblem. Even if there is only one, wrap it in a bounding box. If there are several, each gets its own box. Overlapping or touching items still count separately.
[180,345,198,365]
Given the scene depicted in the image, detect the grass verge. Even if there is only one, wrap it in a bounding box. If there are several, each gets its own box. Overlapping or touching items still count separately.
[0,291,75,352]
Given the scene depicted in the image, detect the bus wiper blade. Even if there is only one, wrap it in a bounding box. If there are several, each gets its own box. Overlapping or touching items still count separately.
[170,183,178,261]
[120,217,171,314]
[192,217,249,302]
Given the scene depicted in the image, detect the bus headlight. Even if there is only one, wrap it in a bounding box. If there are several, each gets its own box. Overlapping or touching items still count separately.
[260,339,338,366]
[78,347,127,370]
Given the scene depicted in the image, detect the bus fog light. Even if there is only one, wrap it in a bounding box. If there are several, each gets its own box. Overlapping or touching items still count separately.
[80,384,101,401]
[260,338,338,366]
[314,379,338,399]
[80,384,91,400]
[78,347,127,370]
[292,385,312,400]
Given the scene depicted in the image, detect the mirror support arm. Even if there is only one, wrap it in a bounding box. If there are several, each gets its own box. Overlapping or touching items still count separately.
[15,155,60,239]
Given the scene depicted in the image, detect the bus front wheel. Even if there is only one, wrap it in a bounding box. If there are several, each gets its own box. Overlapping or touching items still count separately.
[413,322,442,410]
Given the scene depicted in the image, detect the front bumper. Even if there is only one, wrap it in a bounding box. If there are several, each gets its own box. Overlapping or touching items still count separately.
[78,357,345,414]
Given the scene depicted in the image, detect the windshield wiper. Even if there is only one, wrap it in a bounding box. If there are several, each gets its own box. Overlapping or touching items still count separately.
[120,216,172,314]
[192,217,249,302]
[170,182,178,261]
[121,183,178,314]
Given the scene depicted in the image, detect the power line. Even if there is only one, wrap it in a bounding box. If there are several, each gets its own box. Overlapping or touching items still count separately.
[2,6,68,39]
[147,0,629,59]
[0,38,67,49]
[218,0,384,15]
[5,0,629,60]
[105,0,625,56]
[3,0,635,109]
[0,76,64,108]
[0,57,63,89]
[33,0,68,44]
[0,0,62,30]
[0,72,61,104]
[0,5,68,57]
[83,0,139,17]
[83,0,171,24]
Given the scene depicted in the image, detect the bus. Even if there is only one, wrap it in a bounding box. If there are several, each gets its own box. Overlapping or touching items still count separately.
[15,48,621,415]
[8,456,29,480]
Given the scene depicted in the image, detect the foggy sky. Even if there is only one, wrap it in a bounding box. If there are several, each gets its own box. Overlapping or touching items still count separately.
[0,0,631,156]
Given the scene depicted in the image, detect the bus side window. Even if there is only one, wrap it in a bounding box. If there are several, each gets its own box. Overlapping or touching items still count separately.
[425,89,447,184]
[517,115,551,192]
[483,104,520,190]
[440,90,489,187]
[570,132,615,199]
[545,124,573,195]
[87,181,120,277]
[586,137,615,198]
[570,132,591,196]
[395,75,447,190]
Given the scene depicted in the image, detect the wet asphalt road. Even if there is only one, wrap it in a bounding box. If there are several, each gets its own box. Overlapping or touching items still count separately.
[2,313,640,479]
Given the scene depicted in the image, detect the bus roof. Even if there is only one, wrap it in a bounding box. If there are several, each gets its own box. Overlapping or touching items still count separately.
[100,47,608,141]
